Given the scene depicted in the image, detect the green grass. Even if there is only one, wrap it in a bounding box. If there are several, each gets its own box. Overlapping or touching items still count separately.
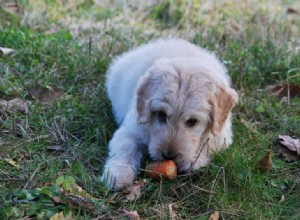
[1,1,300,219]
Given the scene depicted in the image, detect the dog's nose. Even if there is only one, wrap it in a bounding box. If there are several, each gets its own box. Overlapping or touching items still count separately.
[161,151,178,160]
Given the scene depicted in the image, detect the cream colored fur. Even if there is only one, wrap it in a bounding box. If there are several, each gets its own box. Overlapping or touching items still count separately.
[101,39,238,190]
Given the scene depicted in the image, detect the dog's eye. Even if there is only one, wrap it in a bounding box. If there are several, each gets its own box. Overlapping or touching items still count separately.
[186,118,198,127]
[157,111,167,124]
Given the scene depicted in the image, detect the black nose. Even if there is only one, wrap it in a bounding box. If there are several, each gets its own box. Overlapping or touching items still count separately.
[161,151,178,160]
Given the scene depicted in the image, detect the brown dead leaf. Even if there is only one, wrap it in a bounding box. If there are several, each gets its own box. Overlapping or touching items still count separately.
[52,196,64,204]
[265,84,300,99]
[29,86,63,104]
[64,193,96,211]
[258,150,272,172]
[3,2,22,15]
[168,203,180,220]
[58,184,106,215]
[287,7,300,15]
[209,211,220,220]
[279,135,300,155]
[123,210,140,220]
[57,179,101,213]
[277,145,299,162]
[0,98,29,114]
[124,180,146,201]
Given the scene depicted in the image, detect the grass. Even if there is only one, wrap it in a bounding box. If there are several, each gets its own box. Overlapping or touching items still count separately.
[1,0,300,219]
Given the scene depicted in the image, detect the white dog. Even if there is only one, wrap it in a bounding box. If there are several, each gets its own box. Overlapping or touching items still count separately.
[101,39,238,190]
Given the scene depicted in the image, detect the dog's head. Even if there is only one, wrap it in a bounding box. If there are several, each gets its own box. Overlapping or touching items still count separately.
[136,57,238,172]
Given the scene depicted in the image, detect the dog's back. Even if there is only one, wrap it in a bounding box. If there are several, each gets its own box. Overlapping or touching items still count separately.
[105,39,228,124]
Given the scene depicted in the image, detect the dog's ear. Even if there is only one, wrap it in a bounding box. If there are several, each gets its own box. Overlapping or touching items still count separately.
[209,86,238,135]
[136,73,152,124]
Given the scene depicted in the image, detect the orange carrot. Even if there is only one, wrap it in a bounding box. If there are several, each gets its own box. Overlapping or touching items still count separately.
[145,160,177,180]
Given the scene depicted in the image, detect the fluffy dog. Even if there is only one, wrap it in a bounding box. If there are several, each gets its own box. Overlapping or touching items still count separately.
[101,39,238,190]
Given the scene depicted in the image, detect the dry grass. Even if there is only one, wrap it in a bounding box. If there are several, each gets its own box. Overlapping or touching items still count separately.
[20,0,300,52]
[1,0,300,219]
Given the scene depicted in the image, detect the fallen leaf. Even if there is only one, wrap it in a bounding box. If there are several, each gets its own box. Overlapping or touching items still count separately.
[287,7,300,15]
[0,47,15,56]
[0,98,29,114]
[258,150,272,172]
[277,145,299,162]
[3,2,22,15]
[41,90,63,103]
[64,194,96,212]
[49,211,73,220]
[278,135,300,155]
[52,196,64,204]
[62,190,106,215]
[49,212,64,220]
[168,203,180,220]
[55,175,104,214]
[209,211,220,220]
[4,158,20,168]
[124,180,146,201]
[56,175,92,197]
[70,183,92,198]
[29,85,63,104]
[265,84,300,99]
[123,210,140,220]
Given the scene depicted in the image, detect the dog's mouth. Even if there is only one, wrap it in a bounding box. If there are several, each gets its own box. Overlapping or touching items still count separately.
[149,149,193,173]
[148,154,195,175]
[172,159,193,174]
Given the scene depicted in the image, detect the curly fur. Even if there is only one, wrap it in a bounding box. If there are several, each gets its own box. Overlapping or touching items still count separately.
[101,39,238,190]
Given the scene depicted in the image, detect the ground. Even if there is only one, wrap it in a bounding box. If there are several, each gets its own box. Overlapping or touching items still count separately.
[0,0,300,219]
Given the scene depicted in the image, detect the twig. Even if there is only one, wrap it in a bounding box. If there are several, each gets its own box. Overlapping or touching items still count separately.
[12,135,49,148]
[89,37,92,56]
[287,69,290,105]
[191,185,216,194]
[207,167,223,212]
[23,163,44,189]
[0,178,23,181]
[189,138,210,171]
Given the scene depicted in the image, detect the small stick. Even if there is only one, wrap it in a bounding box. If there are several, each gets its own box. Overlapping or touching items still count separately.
[23,163,43,189]
[12,135,49,148]
[191,185,216,194]
[189,138,210,172]
[207,167,223,212]
[89,37,92,56]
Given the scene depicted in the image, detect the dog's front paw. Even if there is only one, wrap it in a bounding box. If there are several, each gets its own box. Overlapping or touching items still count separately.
[100,164,136,191]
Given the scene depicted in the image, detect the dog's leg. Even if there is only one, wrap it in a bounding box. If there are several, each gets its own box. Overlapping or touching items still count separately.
[100,125,143,191]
